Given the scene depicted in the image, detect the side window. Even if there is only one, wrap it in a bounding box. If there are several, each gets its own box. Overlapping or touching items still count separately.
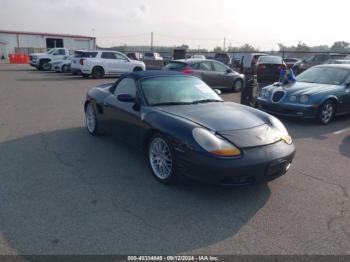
[190,63,200,70]
[101,52,116,59]
[212,62,227,73]
[114,53,128,60]
[58,49,66,55]
[114,78,137,97]
[314,55,328,62]
[198,62,212,71]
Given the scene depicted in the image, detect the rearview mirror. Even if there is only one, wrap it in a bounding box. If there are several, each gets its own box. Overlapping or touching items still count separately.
[117,94,135,103]
[214,89,222,95]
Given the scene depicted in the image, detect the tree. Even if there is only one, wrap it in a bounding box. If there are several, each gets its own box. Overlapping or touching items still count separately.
[213,46,223,52]
[330,41,350,52]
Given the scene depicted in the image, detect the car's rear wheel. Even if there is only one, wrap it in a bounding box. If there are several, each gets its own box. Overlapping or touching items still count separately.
[317,100,335,125]
[233,79,243,92]
[148,134,177,184]
[85,103,99,135]
[91,67,104,79]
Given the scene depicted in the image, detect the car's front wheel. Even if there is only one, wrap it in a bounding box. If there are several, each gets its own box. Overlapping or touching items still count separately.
[85,103,100,135]
[233,79,243,92]
[317,100,335,125]
[148,134,177,184]
[62,65,68,73]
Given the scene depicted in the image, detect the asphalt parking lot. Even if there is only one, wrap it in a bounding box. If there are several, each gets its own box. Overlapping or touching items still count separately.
[0,63,349,255]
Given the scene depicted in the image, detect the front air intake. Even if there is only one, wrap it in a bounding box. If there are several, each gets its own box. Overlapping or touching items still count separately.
[272,91,285,102]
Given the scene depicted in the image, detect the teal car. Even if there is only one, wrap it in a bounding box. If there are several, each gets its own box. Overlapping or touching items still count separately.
[257,64,350,124]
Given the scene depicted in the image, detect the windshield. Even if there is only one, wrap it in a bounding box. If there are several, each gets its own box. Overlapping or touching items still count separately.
[258,56,282,64]
[47,49,55,54]
[296,67,350,85]
[141,76,222,106]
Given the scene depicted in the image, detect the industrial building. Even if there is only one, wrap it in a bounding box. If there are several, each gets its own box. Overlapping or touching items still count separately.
[0,30,96,59]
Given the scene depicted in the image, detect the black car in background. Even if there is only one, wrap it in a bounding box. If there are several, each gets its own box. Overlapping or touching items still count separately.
[214,53,232,66]
[283,58,301,69]
[293,53,347,75]
[255,56,286,84]
[163,59,244,92]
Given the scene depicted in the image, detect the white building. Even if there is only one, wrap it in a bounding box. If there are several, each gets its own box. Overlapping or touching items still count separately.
[0,30,96,58]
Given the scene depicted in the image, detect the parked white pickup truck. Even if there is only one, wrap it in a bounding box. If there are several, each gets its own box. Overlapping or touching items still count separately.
[29,48,70,71]
[77,50,146,79]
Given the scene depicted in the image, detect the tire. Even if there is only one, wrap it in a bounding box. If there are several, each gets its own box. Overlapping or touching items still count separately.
[61,65,68,73]
[82,74,90,78]
[91,67,104,79]
[317,100,335,125]
[233,79,243,92]
[39,60,50,71]
[148,134,177,184]
[85,103,100,135]
[133,67,143,72]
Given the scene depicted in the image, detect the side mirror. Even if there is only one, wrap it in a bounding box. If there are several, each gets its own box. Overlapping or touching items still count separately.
[214,89,222,95]
[345,82,350,88]
[117,94,135,103]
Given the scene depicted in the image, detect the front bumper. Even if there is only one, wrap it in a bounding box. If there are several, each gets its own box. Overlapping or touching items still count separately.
[29,60,39,67]
[257,99,319,119]
[176,140,296,186]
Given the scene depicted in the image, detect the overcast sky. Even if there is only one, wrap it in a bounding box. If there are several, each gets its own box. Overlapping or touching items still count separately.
[0,0,349,50]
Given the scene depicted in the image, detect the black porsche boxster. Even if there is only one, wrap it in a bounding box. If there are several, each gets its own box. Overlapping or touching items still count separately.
[84,71,295,185]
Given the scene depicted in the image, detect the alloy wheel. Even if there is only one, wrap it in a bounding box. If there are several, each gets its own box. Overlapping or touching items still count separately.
[149,137,173,180]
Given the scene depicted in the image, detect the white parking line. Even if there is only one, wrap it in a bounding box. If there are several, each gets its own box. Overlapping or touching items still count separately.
[333,127,350,135]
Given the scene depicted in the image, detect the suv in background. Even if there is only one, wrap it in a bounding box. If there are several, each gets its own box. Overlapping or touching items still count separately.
[71,51,98,75]
[78,50,146,79]
[143,52,163,61]
[214,53,231,66]
[293,53,348,74]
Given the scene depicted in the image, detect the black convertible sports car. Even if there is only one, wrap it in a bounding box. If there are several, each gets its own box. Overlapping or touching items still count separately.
[84,71,295,185]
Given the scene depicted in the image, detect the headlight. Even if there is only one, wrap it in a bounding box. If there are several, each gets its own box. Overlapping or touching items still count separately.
[299,95,309,103]
[269,117,293,145]
[192,128,241,157]
[289,95,297,102]
[260,89,270,98]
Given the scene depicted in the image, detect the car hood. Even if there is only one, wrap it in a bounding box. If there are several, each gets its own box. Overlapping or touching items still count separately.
[264,81,338,96]
[157,102,283,147]
[30,53,47,57]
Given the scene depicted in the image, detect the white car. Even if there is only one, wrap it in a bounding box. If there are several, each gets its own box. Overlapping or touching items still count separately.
[29,48,70,71]
[190,54,206,59]
[77,50,146,79]
[49,55,73,72]
[143,52,163,61]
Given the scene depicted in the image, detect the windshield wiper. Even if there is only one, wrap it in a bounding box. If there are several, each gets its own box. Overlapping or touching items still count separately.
[191,99,223,104]
[151,102,193,106]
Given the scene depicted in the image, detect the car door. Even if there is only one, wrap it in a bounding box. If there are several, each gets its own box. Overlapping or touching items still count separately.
[102,78,142,145]
[211,61,233,89]
[340,74,350,112]
[101,52,123,74]
[191,61,216,87]
[114,52,132,73]
[52,48,66,61]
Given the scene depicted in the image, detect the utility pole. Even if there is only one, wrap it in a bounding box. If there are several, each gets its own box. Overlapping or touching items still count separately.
[223,37,226,52]
[151,32,154,51]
